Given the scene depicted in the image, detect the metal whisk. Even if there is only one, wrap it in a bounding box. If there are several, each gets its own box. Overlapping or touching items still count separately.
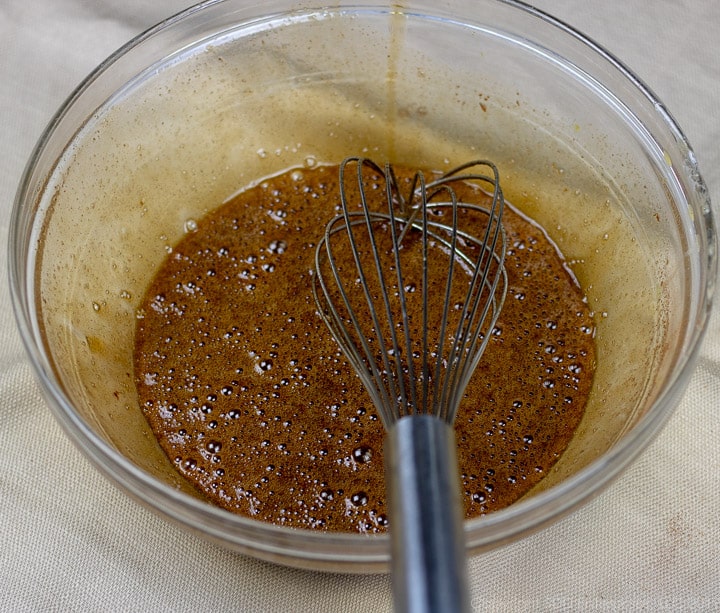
[313,157,507,613]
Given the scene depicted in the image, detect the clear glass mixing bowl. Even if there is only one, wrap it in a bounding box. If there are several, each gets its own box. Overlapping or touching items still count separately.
[9,0,716,572]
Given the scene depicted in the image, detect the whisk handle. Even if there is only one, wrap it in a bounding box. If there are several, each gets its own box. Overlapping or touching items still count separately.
[386,415,471,613]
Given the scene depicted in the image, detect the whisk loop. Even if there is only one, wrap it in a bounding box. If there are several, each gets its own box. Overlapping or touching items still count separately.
[313,157,507,427]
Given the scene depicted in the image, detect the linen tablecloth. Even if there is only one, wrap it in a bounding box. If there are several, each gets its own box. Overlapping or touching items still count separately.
[1,1,718,610]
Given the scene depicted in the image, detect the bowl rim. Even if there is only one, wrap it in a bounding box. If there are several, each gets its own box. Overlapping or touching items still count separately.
[8,0,717,568]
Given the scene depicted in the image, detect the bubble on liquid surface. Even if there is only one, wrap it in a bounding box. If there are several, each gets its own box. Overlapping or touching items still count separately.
[352,446,372,464]
[350,492,368,507]
[268,240,287,254]
[255,359,273,374]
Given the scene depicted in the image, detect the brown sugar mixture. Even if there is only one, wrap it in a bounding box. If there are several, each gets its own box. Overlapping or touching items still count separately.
[134,163,596,533]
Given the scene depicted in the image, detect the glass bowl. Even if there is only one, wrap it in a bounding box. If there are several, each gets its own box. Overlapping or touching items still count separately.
[9,0,716,572]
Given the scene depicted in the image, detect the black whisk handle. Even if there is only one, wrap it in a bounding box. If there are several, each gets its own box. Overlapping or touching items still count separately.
[386,415,471,613]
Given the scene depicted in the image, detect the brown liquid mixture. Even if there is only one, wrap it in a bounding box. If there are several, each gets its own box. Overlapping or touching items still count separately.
[134,164,596,533]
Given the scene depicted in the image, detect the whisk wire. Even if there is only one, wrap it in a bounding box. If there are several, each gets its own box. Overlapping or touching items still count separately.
[429,183,460,420]
[420,175,430,417]
[386,165,420,416]
[446,211,505,419]
[343,206,401,417]
[315,214,389,413]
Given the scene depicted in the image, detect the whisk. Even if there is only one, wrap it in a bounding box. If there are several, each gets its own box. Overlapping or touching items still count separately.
[313,157,507,612]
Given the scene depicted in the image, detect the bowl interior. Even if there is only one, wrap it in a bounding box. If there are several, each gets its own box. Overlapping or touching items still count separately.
[14,0,711,571]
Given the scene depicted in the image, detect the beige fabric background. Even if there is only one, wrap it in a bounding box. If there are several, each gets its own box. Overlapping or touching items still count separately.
[1,1,718,611]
